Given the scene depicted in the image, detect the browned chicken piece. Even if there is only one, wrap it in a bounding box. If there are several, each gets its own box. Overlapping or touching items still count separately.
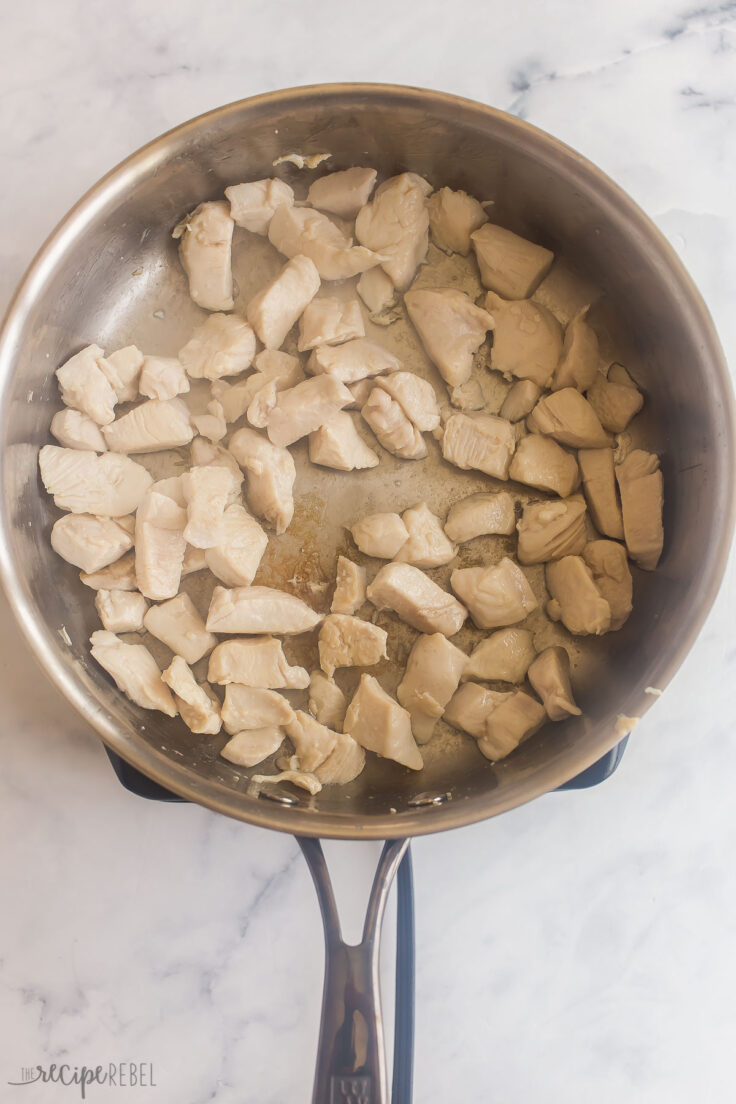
[361,386,427,460]
[90,631,177,716]
[528,388,611,449]
[246,254,321,349]
[450,557,538,630]
[207,636,309,689]
[318,614,388,678]
[206,585,323,635]
[582,540,633,630]
[221,727,286,768]
[587,365,644,433]
[499,380,542,423]
[285,710,339,773]
[374,372,441,432]
[309,412,380,471]
[315,731,366,785]
[394,502,457,568]
[615,450,664,570]
[225,178,294,234]
[331,556,367,616]
[229,427,296,534]
[344,674,423,770]
[367,563,467,636]
[352,512,409,559]
[479,691,546,761]
[527,647,581,721]
[552,307,599,391]
[440,412,516,479]
[266,374,353,447]
[471,223,554,299]
[354,172,432,290]
[443,683,512,738]
[269,205,385,281]
[308,671,347,731]
[427,187,488,254]
[179,313,257,380]
[444,492,516,542]
[307,167,378,218]
[546,556,612,635]
[308,338,400,383]
[221,685,295,734]
[397,633,468,743]
[508,435,580,497]
[297,297,365,352]
[485,292,562,389]
[102,398,194,453]
[517,496,587,565]
[463,627,536,684]
[577,448,624,540]
[162,656,222,735]
[174,201,234,312]
[405,288,494,387]
[144,592,216,665]
[356,267,396,314]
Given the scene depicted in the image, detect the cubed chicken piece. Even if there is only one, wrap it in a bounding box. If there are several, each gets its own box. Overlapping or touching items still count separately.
[144,592,216,664]
[266,374,353,447]
[162,656,221,735]
[615,450,664,571]
[90,630,177,716]
[318,614,388,678]
[351,512,409,559]
[308,671,347,731]
[251,768,322,794]
[191,400,227,443]
[485,292,562,389]
[527,388,611,449]
[397,633,468,743]
[307,167,378,218]
[269,205,385,280]
[367,563,467,636]
[499,380,542,423]
[354,172,431,289]
[253,348,303,379]
[221,684,295,735]
[100,345,144,403]
[517,496,587,565]
[405,288,494,387]
[444,492,516,543]
[307,338,400,384]
[297,297,365,352]
[39,446,153,516]
[471,223,554,299]
[221,728,285,768]
[440,412,516,479]
[229,427,296,533]
[204,504,268,587]
[315,731,366,785]
[102,398,194,453]
[285,710,339,773]
[344,674,423,770]
[527,647,580,721]
[138,356,190,401]
[56,344,117,426]
[247,378,277,430]
[214,375,278,426]
[50,409,107,452]
[375,372,441,432]
[583,539,633,630]
[208,636,309,688]
[225,178,295,234]
[578,448,624,540]
[309,412,379,471]
[546,556,612,635]
[174,200,234,311]
[81,550,137,591]
[361,386,427,460]
[356,267,396,314]
[206,585,323,635]
[450,557,538,630]
[479,691,546,761]
[587,367,644,433]
[394,502,457,568]
[94,588,149,633]
[463,627,536,684]
[428,187,488,255]
[136,479,189,604]
[179,313,256,380]
[443,683,512,738]
[182,545,208,576]
[181,463,243,549]
[189,437,243,483]
[508,435,579,497]
[553,307,599,391]
[346,379,375,409]
[51,514,134,573]
[246,254,321,350]
[449,379,485,411]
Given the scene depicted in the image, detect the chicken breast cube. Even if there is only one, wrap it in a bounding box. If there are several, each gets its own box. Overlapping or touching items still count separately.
[318,614,388,678]
[471,223,553,299]
[361,387,427,460]
[188,437,241,484]
[266,374,353,447]
[578,448,624,540]
[444,492,516,543]
[355,172,432,291]
[144,592,216,664]
[517,496,587,565]
[175,200,234,311]
[90,630,177,716]
[308,338,400,384]
[464,628,536,684]
[308,167,378,218]
[479,691,546,761]
[50,409,107,452]
[351,513,409,559]
[450,557,538,630]
[297,297,365,352]
[449,379,485,411]
[94,589,149,633]
[39,447,153,516]
[394,502,457,568]
[285,710,339,773]
[56,344,117,426]
[101,345,144,403]
[346,379,375,409]
[221,728,285,768]
[397,633,468,743]
[229,427,296,534]
[81,551,137,591]
[181,464,243,549]
[499,380,542,423]
[508,435,580,497]
[182,545,208,577]
[309,671,347,730]
[546,556,612,636]
[309,412,379,471]
[527,388,611,449]
[527,647,581,721]
[367,563,467,636]
[221,685,294,735]
[405,288,494,387]
[440,412,516,479]
[102,398,194,453]
[191,400,227,443]
[162,656,221,735]
[51,514,134,573]
[206,585,323,635]
[315,731,366,785]
[208,636,309,689]
[428,187,488,255]
[246,254,321,350]
[204,504,268,587]
[225,178,295,234]
[179,315,256,384]
[615,450,664,571]
[444,683,512,738]
[485,292,562,389]
[553,307,599,391]
[587,368,644,433]
[344,674,423,770]
[375,372,441,433]
[357,267,396,314]
[583,539,633,630]
[270,204,386,280]
[138,356,190,401]
[251,767,322,794]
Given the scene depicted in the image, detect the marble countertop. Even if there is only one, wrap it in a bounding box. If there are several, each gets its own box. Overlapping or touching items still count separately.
[2,1,735,1101]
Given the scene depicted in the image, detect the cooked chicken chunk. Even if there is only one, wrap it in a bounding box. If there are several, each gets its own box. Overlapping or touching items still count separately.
[528,647,580,721]
[138,356,190,401]
[397,633,468,743]
[51,514,134,573]
[102,398,194,453]
[307,338,400,383]
[355,172,432,290]
[225,178,294,234]
[344,674,423,770]
[81,550,137,591]
[174,200,234,311]
[428,187,488,255]
[485,292,562,389]
[179,313,256,380]
[208,636,309,688]
[94,588,149,633]
[204,504,268,587]
[578,448,624,540]
[221,728,285,768]
[546,556,612,635]
[135,478,187,598]
[268,205,384,280]
[516,496,587,565]
[346,379,375,408]
[206,585,323,635]
[318,614,388,678]
[246,254,321,349]
[190,436,244,483]
[307,167,378,218]
[191,400,227,443]
[499,380,542,423]
[100,345,144,403]
[444,491,516,543]
[471,223,553,299]
[508,435,579,497]
[463,627,536,684]
[50,409,107,452]
[251,767,322,794]
[213,363,302,426]
[449,379,485,411]
[144,592,216,664]
[39,446,153,516]
[582,540,633,630]
[356,267,396,314]
[405,288,494,387]
[246,380,277,430]
[56,344,117,426]
[615,450,664,571]
[297,297,365,352]
[229,427,296,533]
[221,684,295,735]
[443,683,512,738]
[479,691,546,761]
[361,387,427,459]
[374,372,441,432]
[394,502,457,568]
[266,374,353,448]
[315,730,366,784]
[351,512,409,559]
[450,557,538,630]
[553,307,599,391]
[308,671,347,731]
[440,412,516,479]
[285,710,338,773]
[308,412,379,471]
[162,656,221,735]
[182,544,208,576]
[181,464,243,549]
[90,630,177,716]
[367,563,467,635]
[587,367,644,433]
[527,388,611,449]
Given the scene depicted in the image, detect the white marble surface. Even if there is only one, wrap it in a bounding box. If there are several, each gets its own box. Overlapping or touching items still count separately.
[2,2,736,1101]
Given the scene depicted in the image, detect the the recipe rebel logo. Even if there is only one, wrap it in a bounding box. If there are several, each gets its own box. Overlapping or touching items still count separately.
[7,1063,157,1098]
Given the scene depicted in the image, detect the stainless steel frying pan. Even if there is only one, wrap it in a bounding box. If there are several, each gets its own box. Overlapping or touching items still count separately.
[1,85,733,1103]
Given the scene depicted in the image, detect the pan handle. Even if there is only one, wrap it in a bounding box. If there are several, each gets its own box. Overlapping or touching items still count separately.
[298,837,410,1104]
